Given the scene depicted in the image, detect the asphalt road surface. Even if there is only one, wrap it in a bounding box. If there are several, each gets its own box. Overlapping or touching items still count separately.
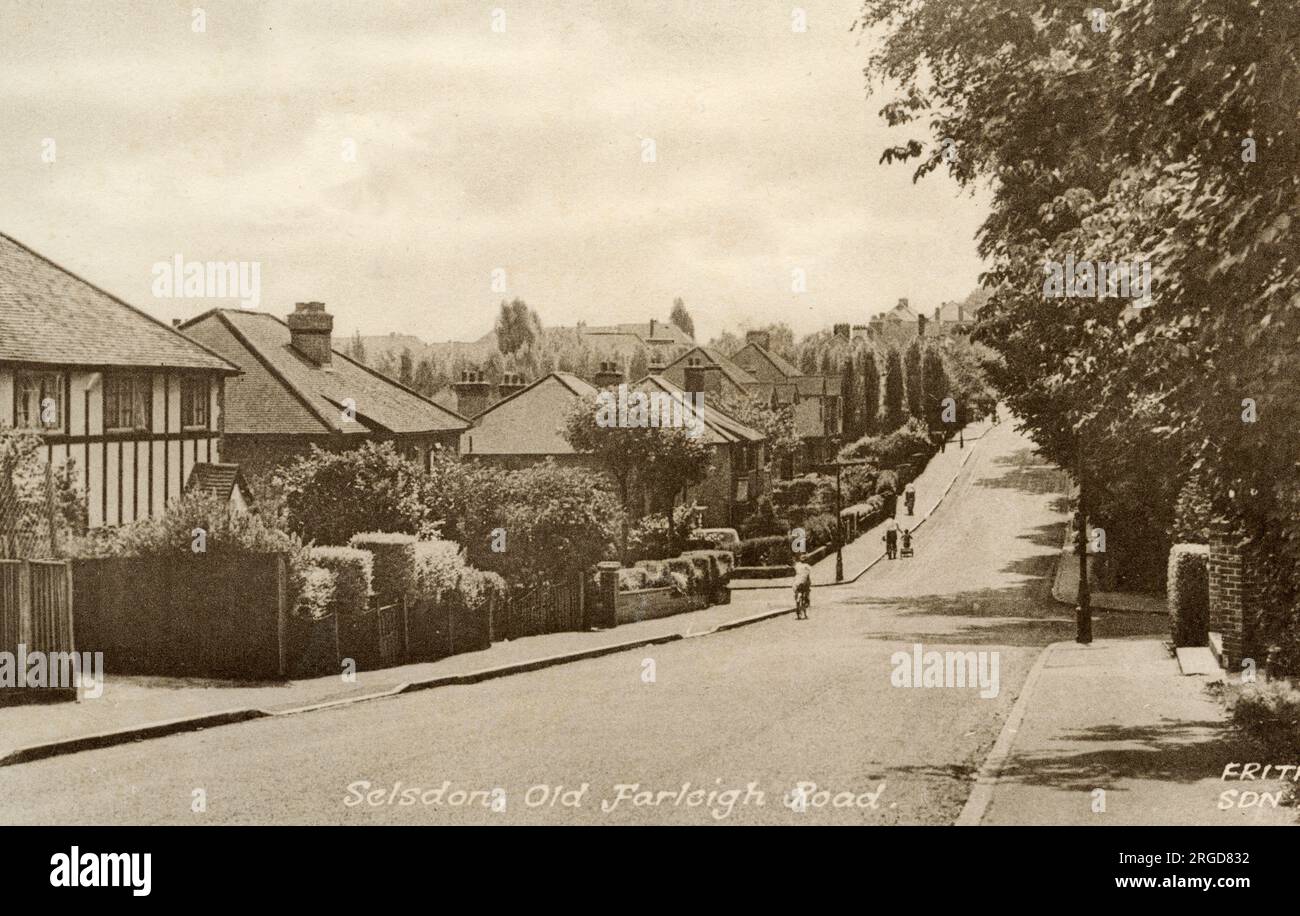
[0,422,1163,824]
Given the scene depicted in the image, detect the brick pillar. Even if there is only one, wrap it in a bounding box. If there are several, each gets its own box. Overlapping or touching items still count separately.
[586,562,621,630]
[1208,524,1262,671]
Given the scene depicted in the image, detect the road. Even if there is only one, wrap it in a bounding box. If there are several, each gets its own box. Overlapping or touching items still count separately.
[0,422,1164,824]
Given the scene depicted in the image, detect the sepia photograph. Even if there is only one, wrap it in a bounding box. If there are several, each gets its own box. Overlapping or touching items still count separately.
[0,0,1296,894]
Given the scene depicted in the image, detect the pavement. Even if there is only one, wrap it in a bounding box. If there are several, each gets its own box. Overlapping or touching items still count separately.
[1051,547,1167,615]
[0,418,1277,825]
[729,417,996,589]
[961,638,1295,826]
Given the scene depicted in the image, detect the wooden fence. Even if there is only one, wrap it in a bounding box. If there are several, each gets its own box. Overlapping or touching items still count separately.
[72,553,287,679]
[495,573,586,641]
[0,559,76,703]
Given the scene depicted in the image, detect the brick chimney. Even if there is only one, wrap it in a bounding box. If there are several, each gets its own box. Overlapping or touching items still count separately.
[497,371,528,400]
[453,369,492,418]
[683,363,722,396]
[746,330,771,350]
[287,301,333,366]
[897,297,910,311]
[833,323,851,340]
[647,352,667,375]
[594,360,624,389]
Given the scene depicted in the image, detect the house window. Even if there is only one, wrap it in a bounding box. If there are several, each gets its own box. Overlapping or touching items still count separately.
[14,371,64,433]
[104,373,151,432]
[180,377,208,429]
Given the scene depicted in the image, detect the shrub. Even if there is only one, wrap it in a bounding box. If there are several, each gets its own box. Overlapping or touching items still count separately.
[450,460,622,586]
[802,513,839,551]
[457,566,507,614]
[843,464,879,503]
[413,539,465,597]
[875,469,899,497]
[691,528,741,551]
[618,567,650,592]
[737,535,791,567]
[294,565,337,620]
[1167,544,1210,647]
[1173,478,1214,544]
[626,506,696,561]
[310,546,373,615]
[277,441,431,546]
[349,532,417,607]
[1231,680,1300,755]
[840,417,933,467]
[772,478,818,510]
[663,556,698,592]
[738,496,788,538]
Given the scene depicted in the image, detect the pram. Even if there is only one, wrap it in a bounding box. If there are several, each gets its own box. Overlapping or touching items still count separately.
[899,529,914,558]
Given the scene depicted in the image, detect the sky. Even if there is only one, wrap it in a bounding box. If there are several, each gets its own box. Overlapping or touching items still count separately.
[0,0,990,343]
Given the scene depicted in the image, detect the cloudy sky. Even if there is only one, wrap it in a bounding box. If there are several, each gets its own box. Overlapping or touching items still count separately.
[0,0,989,343]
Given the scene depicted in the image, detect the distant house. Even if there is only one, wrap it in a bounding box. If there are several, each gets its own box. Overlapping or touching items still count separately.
[460,366,768,528]
[179,303,469,483]
[629,375,768,528]
[0,233,240,530]
[931,300,976,333]
[728,330,841,477]
[458,372,596,469]
[659,346,767,403]
[578,317,693,363]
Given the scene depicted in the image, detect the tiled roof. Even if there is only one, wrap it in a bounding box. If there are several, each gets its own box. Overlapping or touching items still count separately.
[185,462,253,502]
[463,372,597,455]
[663,346,758,390]
[179,309,469,436]
[730,341,802,380]
[631,375,765,445]
[0,233,239,372]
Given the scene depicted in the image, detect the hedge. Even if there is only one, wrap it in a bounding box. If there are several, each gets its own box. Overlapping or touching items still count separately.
[293,565,337,621]
[1231,681,1300,755]
[737,534,792,567]
[310,546,374,616]
[349,532,418,607]
[1167,544,1210,647]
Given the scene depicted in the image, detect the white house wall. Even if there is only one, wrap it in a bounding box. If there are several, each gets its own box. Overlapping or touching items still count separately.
[0,366,223,528]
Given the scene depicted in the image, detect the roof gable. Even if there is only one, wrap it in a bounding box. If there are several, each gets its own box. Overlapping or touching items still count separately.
[179,309,469,436]
[0,233,238,372]
[463,372,596,455]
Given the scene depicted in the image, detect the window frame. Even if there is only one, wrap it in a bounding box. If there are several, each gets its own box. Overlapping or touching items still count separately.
[14,370,66,434]
[179,375,209,430]
[103,372,153,434]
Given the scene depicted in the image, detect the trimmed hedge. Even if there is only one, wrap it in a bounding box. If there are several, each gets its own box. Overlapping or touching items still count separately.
[349,532,418,607]
[1168,544,1210,647]
[1231,681,1300,755]
[294,565,337,621]
[737,534,792,567]
[310,546,374,616]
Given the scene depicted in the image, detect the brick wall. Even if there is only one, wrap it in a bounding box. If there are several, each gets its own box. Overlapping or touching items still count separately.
[1208,525,1262,670]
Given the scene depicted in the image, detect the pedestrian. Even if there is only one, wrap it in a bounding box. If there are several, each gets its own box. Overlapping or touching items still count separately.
[904,481,916,516]
[792,553,812,619]
[883,518,899,560]
[900,527,913,558]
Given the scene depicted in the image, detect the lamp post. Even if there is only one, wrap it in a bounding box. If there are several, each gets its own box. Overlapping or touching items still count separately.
[817,451,871,585]
[1075,437,1093,645]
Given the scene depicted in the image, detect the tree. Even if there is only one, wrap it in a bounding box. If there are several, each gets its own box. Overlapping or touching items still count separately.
[562,401,712,558]
[669,297,695,338]
[859,351,880,436]
[412,357,436,396]
[882,348,906,432]
[715,391,800,471]
[921,345,949,432]
[494,298,540,355]
[347,331,367,363]
[398,347,414,386]
[276,441,431,545]
[904,339,924,420]
[861,0,1300,646]
[839,354,860,440]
